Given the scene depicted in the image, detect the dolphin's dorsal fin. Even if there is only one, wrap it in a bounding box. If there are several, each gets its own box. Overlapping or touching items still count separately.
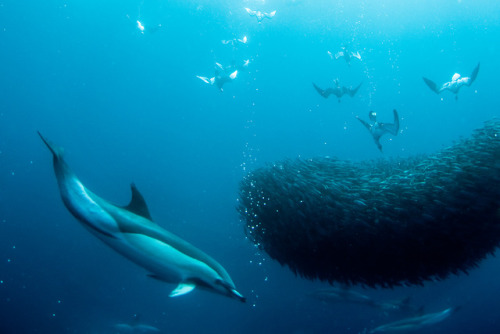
[169,282,196,297]
[124,183,153,221]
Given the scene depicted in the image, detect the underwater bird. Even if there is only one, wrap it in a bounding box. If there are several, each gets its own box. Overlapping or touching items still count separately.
[328,47,362,66]
[356,109,399,152]
[312,80,362,102]
[197,68,238,92]
[221,36,248,46]
[39,133,245,303]
[238,119,500,288]
[245,8,276,22]
[369,307,459,333]
[423,62,480,100]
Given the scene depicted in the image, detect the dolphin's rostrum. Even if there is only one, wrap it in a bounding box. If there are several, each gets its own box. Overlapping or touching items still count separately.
[39,132,245,303]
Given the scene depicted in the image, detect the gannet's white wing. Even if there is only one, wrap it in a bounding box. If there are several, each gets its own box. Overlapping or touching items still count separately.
[245,8,256,16]
[265,10,276,18]
[137,20,145,33]
[197,76,214,85]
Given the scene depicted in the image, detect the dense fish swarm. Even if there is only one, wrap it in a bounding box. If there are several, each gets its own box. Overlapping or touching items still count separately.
[238,119,500,287]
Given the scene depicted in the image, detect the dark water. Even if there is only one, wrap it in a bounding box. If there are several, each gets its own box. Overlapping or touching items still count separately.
[1,0,500,333]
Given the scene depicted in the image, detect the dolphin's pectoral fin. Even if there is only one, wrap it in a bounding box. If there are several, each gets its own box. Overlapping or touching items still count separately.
[169,282,196,297]
[147,274,166,282]
[123,183,153,221]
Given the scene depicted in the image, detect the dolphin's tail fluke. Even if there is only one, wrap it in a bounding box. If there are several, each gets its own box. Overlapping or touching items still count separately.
[38,132,64,161]
[469,62,480,86]
[423,77,440,94]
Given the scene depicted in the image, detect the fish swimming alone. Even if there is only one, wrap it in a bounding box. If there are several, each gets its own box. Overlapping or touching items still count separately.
[369,307,459,333]
[238,119,500,287]
[39,133,245,302]
[423,62,480,100]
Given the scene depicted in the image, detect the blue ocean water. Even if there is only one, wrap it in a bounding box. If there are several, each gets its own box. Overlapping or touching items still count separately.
[1,0,500,333]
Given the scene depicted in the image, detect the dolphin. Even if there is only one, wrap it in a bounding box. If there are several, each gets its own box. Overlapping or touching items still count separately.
[113,314,160,333]
[356,109,399,152]
[113,323,160,333]
[369,306,459,333]
[423,62,480,100]
[310,287,378,307]
[310,287,420,314]
[38,133,245,303]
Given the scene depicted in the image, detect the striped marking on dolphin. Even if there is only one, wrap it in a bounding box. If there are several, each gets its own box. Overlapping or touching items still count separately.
[39,132,245,303]
[369,306,459,333]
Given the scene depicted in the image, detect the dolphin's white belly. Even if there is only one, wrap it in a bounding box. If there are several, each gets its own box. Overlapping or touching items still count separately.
[102,232,220,284]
